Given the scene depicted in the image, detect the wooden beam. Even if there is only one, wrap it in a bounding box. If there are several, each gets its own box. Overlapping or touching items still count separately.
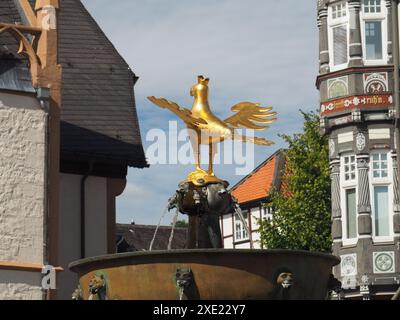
[0,22,41,34]
[18,0,38,27]
[0,261,63,273]
[35,0,59,10]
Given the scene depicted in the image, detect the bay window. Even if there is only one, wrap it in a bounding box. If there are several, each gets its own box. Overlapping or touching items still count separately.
[371,152,393,241]
[328,2,349,71]
[341,154,358,244]
[361,0,387,64]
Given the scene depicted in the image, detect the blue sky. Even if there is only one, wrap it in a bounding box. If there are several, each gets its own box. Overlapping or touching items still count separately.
[81,0,319,225]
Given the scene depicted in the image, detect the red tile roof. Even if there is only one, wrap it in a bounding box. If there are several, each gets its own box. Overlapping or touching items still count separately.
[231,150,283,204]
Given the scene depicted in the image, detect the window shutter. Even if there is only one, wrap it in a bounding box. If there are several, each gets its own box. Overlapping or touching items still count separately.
[333,25,348,65]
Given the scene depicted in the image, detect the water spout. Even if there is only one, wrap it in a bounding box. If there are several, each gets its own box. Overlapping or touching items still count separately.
[168,209,179,250]
[178,286,184,300]
[149,204,169,251]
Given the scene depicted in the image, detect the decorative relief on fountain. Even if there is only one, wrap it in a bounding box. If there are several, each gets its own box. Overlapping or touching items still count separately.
[175,268,199,300]
[88,273,108,300]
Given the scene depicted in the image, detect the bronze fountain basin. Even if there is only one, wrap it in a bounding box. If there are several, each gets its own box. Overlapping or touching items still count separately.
[69,249,340,300]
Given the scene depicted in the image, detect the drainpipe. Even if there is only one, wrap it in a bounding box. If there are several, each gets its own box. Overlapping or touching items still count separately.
[393,1,400,200]
[81,161,94,259]
[38,87,50,300]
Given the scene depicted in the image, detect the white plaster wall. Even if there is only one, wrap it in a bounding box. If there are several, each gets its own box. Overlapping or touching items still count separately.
[222,214,233,237]
[0,270,42,300]
[235,242,251,249]
[224,236,234,249]
[0,92,46,299]
[0,93,45,263]
[58,173,108,300]
[252,231,261,249]
[251,207,260,231]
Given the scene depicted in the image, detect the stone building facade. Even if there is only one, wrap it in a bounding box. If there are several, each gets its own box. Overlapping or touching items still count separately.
[317,0,400,299]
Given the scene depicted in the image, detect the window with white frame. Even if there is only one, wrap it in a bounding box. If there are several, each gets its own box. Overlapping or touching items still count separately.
[361,0,387,63]
[262,206,273,221]
[328,2,349,71]
[341,154,358,243]
[370,152,392,240]
[363,0,381,13]
[332,2,347,19]
[234,211,249,241]
[344,155,356,181]
[372,153,388,178]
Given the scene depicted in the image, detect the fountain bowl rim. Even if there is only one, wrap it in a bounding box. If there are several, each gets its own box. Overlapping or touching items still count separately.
[69,249,340,272]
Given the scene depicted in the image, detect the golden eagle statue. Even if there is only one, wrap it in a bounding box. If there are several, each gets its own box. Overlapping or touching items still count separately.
[148,75,277,186]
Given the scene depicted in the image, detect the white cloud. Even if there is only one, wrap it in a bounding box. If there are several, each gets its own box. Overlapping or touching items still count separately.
[81,0,319,224]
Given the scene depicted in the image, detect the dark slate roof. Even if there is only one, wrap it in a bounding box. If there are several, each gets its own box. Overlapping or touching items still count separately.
[1,0,148,169]
[58,0,147,168]
[0,48,35,93]
[116,224,188,252]
[0,0,35,92]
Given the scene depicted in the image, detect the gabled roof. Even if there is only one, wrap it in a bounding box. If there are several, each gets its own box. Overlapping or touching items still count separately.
[57,0,147,168]
[0,0,148,169]
[116,224,187,252]
[231,149,285,204]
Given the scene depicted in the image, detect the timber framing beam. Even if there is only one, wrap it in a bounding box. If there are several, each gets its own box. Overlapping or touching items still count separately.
[0,261,63,273]
[0,22,42,34]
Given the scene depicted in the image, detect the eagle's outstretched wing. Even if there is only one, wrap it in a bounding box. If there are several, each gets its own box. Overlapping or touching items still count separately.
[224,102,277,130]
[147,96,207,126]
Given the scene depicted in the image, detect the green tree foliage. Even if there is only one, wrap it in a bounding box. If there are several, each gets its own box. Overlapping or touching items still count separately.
[259,111,332,252]
[174,220,189,228]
